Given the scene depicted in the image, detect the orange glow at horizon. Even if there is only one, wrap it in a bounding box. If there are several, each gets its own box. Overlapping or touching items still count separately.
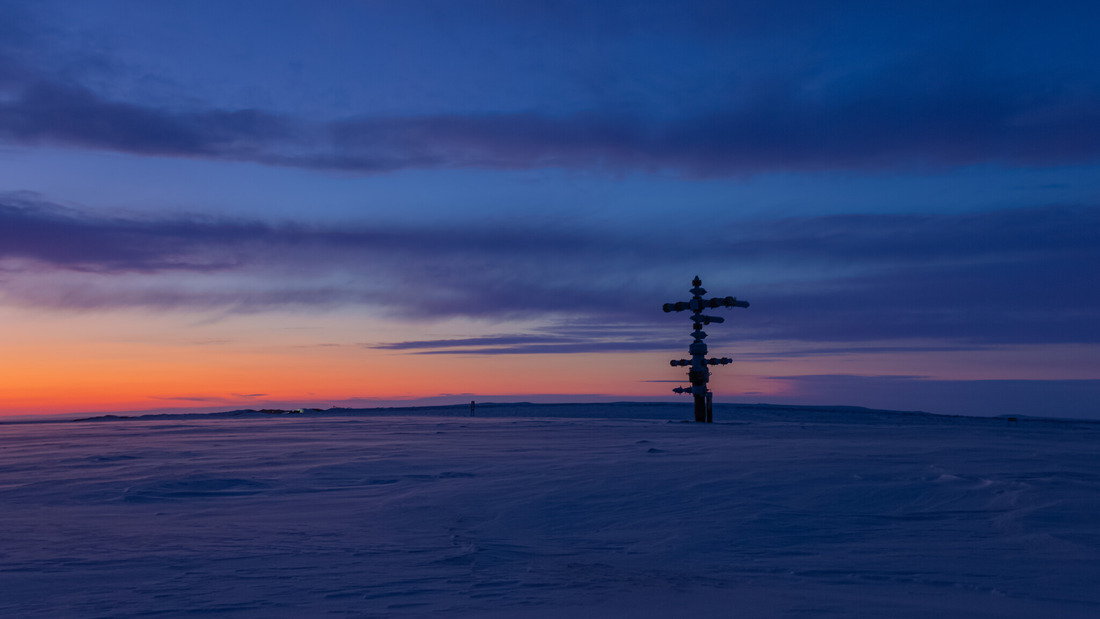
[3,306,1094,417]
[0,307,696,415]
[1,347,689,416]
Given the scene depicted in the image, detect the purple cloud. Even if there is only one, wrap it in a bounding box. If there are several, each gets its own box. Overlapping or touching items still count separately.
[0,70,291,158]
[3,196,1098,346]
[371,331,678,355]
[2,49,1099,175]
[373,335,573,351]
[310,72,1100,174]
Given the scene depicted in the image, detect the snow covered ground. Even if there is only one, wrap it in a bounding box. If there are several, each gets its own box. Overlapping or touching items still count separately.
[2,403,1098,618]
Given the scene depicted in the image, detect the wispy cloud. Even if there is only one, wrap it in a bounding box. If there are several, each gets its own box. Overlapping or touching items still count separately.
[0,77,291,157]
[3,196,1098,345]
[371,331,678,355]
[373,335,571,351]
[737,344,990,361]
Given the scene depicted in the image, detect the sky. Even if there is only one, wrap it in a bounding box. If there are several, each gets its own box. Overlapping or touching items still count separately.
[1,0,1098,418]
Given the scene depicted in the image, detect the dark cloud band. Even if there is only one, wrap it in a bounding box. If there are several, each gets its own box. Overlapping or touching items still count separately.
[2,196,1097,346]
[2,55,1099,175]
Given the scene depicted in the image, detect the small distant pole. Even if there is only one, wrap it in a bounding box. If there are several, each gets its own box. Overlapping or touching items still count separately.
[663,276,749,422]
[470,400,475,417]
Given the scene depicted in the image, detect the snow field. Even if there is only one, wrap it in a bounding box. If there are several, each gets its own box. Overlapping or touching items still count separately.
[1,404,1098,617]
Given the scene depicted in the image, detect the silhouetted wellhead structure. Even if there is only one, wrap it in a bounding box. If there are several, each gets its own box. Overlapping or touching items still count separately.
[663,276,750,422]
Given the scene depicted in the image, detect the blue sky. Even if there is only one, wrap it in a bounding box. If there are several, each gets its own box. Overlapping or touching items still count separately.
[1,0,1098,417]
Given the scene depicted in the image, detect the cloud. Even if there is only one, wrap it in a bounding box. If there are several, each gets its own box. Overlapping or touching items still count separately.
[0,194,654,319]
[0,77,290,156]
[371,330,678,355]
[307,73,1100,175]
[0,26,292,158]
[2,196,1098,346]
[737,344,990,361]
[2,46,1099,175]
[719,206,1100,263]
[0,196,262,272]
[373,335,574,352]
[745,252,1100,344]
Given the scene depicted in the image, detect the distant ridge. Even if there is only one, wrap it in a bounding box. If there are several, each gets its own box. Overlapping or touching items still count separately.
[46,401,1099,428]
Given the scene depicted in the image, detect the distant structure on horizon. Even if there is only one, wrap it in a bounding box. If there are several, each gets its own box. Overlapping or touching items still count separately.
[663,276,750,422]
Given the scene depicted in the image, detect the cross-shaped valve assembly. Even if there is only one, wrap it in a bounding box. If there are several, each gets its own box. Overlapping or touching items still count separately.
[663,276,749,422]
